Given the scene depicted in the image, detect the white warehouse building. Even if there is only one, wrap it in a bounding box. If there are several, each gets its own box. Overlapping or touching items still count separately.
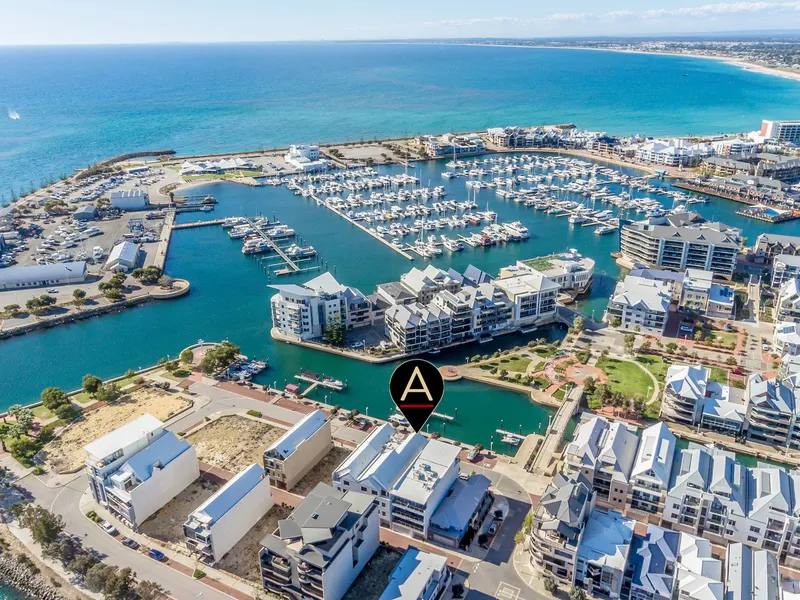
[105,241,140,273]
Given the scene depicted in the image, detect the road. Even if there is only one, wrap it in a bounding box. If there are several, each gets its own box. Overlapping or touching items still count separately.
[18,470,232,600]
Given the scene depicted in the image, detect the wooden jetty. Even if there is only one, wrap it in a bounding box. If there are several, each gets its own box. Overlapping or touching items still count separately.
[172,218,226,230]
[244,217,301,273]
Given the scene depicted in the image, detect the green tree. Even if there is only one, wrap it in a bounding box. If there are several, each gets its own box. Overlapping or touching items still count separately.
[322,315,346,347]
[726,356,738,366]
[55,403,79,422]
[131,266,162,285]
[72,289,87,306]
[199,341,241,374]
[583,376,597,395]
[569,587,586,600]
[105,566,136,600]
[3,303,21,316]
[179,348,194,364]
[95,383,120,403]
[67,553,97,576]
[573,315,585,332]
[694,329,704,342]
[639,340,652,353]
[19,505,64,546]
[40,387,68,410]
[135,581,168,600]
[544,577,558,595]
[82,374,102,394]
[665,342,678,354]
[609,316,621,328]
[43,537,78,567]
[85,563,116,593]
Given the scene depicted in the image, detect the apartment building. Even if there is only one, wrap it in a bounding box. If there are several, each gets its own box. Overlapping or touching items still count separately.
[84,414,200,529]
[332,424,427,526]
[419,133,485,157]
[625,524,723,600]
[378,547,452,600]
[712,138,760,156]
[184,464,273,564]
[620,221,740,278]
[263,410,333,491]
[761,120,800,144]
[678,269,735,319]
[400,266,461,304]
[725,543,781,600]
[775,323,800,358]
[564,416,639,511]
[427,473,492,548]
[270,272,373,341]
[777,278,800,324]
[744,373,800,448]
[606,275,671,335]
[259,483,379,600]
[634,139,714,167]
[389,441,460,539]
[528,473,595,585]
[772,255,800,288]
[753,233,800,264]
[627,423,677,518]
[573,508,635,599]
[285,144,328,172]
[508,250,595,294]
[662,364,745,434]
[492,272,559,328]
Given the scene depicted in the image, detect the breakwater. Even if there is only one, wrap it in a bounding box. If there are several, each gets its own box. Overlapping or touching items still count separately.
[0,555,68,600]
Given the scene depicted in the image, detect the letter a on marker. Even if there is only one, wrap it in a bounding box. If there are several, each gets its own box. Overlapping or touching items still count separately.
[400,366,433,402]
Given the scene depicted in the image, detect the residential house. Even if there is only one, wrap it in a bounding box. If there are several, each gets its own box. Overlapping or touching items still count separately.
[428,473,492,548]
[678,269,735,319]
[774,322,800,358]
[753,233,800,264]
[725,543,781,600]
[263,410,333,490]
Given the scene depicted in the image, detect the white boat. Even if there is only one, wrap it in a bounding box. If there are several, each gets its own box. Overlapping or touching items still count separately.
[389,414,409,427]
[504,221,530,238]
[501,434,521,446]
[242,239,271,255]
[568,214,586,224]
[595,225,617,235]
[441,236,464,252]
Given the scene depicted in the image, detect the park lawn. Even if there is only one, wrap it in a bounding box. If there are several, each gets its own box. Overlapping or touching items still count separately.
[635,355,670,381]
[495,355,532,373]
[642,399,662,420]
[534,347,555,358]
[705,330,738,346]
[708,367,729,385]
[72,391,94,406]
[597,357,653,400]
[32,405,53,420]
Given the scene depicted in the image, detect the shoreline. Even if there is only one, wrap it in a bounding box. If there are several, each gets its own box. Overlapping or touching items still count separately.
[455,42,800,84]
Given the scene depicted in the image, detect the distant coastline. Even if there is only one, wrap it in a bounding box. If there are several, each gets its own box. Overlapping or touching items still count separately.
[451,41,800,84]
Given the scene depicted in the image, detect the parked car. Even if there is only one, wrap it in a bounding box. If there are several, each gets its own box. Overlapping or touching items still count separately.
[147,549,166,561]
[458,472,471,481]
[732,368,745,376]
[762,344,771,351]
[46,288,58,294]
[488,521,498,536]
[121,537,139,550]
[99,521,117,535]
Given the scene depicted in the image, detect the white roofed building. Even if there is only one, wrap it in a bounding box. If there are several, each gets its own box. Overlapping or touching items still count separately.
[777,278,800,324]
[285,144,328,172]
[606,275,671,335]
[563,416,638,511]
[744,373,800,448]
[627,423,677,517]
[662,364,744,434]
[634,139,714,167]
[775,322,800,358]
[377,547,451,600]
[184,464,273,564]
[0,261,88,290]
[105,241,139,273]
[574,508,635,599]
[263,410,333,491]
[725,543,781,600]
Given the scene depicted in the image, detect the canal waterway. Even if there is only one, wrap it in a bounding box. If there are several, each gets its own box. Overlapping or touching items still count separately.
[1,153,798,452]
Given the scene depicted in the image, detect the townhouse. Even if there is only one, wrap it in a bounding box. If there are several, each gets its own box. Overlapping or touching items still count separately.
[492,271,559,328]
[606,275,671,335]
[772,255,800,288]
[620,221,740,279]
[84,414,200,529]
[419,133,485,157]
[573,508,636,599]
[777,278,800,324]
[259,483,379,600]
[263,410,333,491]
[184,464,274,564]
[752,233,800,264]
[528,473,595,584]
[662,364,745,434]
[378,548,452,600]
[725,543,781,600]
[625,525,723,600]
[627,423,677,518]
[634,139,714,167]
[678,269,735,319]
[744,373,800,448]
[563,416,639,511]
[775,322,800,358]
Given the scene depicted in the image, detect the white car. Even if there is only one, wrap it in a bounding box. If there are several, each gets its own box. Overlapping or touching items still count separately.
[99,521,118,535]
[46,288,58,294]
[762,344,771,351]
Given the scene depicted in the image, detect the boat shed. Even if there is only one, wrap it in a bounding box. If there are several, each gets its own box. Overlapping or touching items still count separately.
[73,205,98,221]
[105,241,139,273]
[110,190,150,211]
[0,261,88,290]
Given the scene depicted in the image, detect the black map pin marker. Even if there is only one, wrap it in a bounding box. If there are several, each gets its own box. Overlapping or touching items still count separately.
[389,359,445,433]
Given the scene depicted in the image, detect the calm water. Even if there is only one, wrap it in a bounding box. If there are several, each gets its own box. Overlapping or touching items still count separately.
[3,42,800,196]
[0,585,23,600]
[1,152,799,451]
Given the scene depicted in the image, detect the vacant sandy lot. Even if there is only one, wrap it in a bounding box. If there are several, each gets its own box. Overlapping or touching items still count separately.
[42,387,191,473]
[293,446,352,496]
[216,504,292,582]
[342,546,403,600]
[140,478,221,547]
[187,416,286,473]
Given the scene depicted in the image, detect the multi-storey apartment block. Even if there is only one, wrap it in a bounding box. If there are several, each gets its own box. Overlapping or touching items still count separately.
[777,278,800,324]
[662,364,745,434]
[263,410,333,491]
[574,508,635,599]
[627,423,677,518]
[259,483,379,600]
[744,373,800,448]
[606,275,671,335]
[84,414,199,529]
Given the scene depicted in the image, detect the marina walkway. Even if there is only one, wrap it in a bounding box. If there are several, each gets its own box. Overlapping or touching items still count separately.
[243,217,301,272]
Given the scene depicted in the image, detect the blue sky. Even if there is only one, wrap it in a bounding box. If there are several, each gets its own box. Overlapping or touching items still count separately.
[2,0,800,44]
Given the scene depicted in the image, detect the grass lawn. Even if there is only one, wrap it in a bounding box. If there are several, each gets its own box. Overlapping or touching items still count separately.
[597,357,653,400]
[553,387,566,401]
[642,399,662,420]
[635,355,670,382]
[32,405,53,419]
[708,366,729,384]
[494,355,532,373]
[72,391,94,405]
[534,347,555,358]
[705,330,738,347]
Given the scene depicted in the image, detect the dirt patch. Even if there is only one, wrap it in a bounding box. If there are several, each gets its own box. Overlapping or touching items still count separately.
[42,387,191,473]
[139,478,222,547]
[292,446,352,496]
[187,415,286,473]
[216,504,292,582]
[342,545,403,600]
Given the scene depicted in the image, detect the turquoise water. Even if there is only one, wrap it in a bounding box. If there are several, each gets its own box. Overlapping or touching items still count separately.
[1,152,798,451]
[0,585,23,600]
[3,42,800,196]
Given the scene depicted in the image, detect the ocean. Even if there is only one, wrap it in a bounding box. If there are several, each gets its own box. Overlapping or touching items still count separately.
[0,585,23,600]
[3,42,800,197]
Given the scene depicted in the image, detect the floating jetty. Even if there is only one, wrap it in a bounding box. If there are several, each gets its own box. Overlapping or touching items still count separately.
[295,370,346,395]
